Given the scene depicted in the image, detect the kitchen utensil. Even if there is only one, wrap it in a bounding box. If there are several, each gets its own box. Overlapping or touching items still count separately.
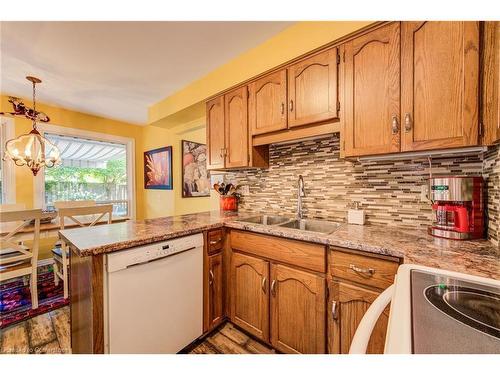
[213,183,222,195]
[224,183,233,195]
[227,185,237,196]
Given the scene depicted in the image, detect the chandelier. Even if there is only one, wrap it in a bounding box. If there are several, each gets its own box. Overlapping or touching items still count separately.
[2,76,61,176]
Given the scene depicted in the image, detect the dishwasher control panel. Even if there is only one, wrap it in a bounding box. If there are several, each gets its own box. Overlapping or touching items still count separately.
[106,233,204,273]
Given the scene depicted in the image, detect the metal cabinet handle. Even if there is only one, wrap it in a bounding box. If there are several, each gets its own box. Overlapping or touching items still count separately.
[261,277,267,293]
[349,264,375,277]
[271,280,277,296]
[332,300,338,321]
[404,113,412,132]
[391,115,399,135]
[209,239,221,245]
[209,269,214,285]
[219,148,224,159]
[281,102,285,115]
[289,100,294,112]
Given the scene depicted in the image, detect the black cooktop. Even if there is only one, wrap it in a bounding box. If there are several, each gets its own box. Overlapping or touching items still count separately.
[410,270,500,354]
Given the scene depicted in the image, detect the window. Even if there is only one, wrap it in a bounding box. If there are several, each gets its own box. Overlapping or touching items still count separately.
[0,117,15,204]
[34,124,136,218]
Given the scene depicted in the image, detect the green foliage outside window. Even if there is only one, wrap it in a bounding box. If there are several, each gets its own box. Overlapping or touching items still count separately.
[45,159,127,184]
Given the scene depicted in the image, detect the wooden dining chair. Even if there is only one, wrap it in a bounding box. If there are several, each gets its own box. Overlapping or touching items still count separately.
[0,209,42,309]
[0,203,27,212]
[53,204,113,299]
[53,200,96,209]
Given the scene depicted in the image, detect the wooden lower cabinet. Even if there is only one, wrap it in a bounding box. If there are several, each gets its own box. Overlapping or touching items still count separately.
[229,251,327,353]
[328,280,389,354]
[270,263,326,354]
[206,253,223,330]
[230,252,270,342]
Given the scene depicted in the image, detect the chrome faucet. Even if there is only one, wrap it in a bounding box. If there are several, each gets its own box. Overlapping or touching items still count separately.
[297,175,306,219]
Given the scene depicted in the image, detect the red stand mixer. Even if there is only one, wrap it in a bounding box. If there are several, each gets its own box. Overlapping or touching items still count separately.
[428,176,485,240]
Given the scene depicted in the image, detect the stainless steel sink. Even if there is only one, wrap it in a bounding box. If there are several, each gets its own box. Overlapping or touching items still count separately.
[278,219,340,234]
[236,215,291,226]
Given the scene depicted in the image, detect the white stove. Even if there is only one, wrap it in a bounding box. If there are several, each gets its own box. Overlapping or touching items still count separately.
[350,264,500,354]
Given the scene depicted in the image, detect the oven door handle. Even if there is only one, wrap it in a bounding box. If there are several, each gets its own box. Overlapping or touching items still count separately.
[349,284,394,354]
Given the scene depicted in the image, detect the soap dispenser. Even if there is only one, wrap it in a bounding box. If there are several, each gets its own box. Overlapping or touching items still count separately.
[347,202,365,225]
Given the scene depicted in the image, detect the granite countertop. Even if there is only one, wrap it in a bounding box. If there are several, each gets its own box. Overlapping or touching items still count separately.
[60,210,500,280]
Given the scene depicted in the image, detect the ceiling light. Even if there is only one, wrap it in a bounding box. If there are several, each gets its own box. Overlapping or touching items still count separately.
[2,76,61,176]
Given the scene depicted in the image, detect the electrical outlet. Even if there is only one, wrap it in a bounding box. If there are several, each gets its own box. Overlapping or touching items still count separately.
[240,185,250,195]
[420,184,430,202]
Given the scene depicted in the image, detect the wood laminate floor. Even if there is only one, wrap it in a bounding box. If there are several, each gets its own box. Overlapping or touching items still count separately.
[188,323,275,354]
[0,307,273,354]
[0,306,71,354]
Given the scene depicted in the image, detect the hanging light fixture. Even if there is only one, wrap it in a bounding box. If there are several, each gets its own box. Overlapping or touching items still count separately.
[2,76,61,176]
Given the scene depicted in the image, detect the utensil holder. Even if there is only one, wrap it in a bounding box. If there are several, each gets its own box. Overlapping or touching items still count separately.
[220,196,238,211]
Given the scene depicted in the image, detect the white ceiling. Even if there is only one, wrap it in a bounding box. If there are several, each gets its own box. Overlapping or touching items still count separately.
[0,21,293,125]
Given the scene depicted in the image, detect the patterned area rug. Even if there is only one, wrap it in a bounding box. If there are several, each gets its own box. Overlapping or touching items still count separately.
[0,265,69,329]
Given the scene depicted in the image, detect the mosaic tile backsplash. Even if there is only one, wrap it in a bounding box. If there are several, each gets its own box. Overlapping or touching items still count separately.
[223,135,500,246]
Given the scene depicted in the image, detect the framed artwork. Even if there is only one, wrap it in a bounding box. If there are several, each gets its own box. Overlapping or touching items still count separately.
[182,140,210,197]
[144,146,173,190]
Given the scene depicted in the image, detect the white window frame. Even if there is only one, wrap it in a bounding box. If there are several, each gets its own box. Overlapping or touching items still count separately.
[0,116,16,204]
[33,123,136,219]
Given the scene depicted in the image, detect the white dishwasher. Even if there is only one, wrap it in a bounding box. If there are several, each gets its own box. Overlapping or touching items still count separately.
[104,233,203,354]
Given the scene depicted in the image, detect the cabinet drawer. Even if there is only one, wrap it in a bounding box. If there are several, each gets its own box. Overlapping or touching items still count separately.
[330,248,399,290]
[207,229,223,255]
[230,230,326,273]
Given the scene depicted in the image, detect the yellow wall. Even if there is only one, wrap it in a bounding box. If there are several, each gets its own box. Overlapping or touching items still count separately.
[1,95,150,259]
[142,116,218,218]
[2,21,373,237]
[148,21,372,124]
[1,94,146,218]
[144,21,373,217]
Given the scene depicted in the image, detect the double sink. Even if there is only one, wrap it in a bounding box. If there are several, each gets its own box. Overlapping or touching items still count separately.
[235,215,340,235]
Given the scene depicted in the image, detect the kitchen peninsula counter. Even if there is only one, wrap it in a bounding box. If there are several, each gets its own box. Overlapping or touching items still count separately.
[61,210,499,279]
[63,211,499,353]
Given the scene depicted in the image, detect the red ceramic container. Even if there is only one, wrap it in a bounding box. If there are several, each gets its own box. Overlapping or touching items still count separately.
[220,196,238,211]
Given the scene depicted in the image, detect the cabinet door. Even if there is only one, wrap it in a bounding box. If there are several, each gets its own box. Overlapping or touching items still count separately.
[270,263,326,354]
[481,21,500,145]
[344,22,401,157]
[230,252,269,342]
[249,70,288,135]
[207,253,223,330]
[401,21,479,151]
[287,47,339,128]
[206,96,225,169]
[224,86,249,168]
[330,281,389,354]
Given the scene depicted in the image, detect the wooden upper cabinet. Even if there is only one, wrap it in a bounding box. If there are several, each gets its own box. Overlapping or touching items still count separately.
[270,263,326,354]
[344,22,401,157]
[249,70,288,135]
[230,252,269,342]
[481,21,500,145]
[401,21,480,151]
[330,281,389,354]
[224,87,249,168]
[287,47,340,128]
[206,96,225,169]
